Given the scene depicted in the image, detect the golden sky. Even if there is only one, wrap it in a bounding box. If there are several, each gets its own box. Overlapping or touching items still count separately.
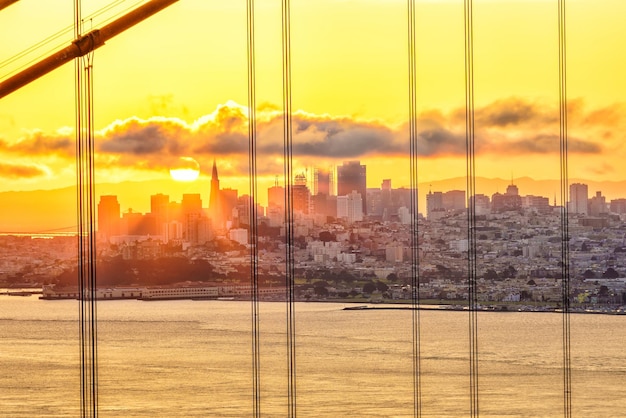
[0,0,625,209]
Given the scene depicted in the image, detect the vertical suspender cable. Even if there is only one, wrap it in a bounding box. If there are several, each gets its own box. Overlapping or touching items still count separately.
[464,0,479,416]
[407,0,422,416]
[75,0,98,416]
[246,0,261,416]
[558,1,572,416]
[281,0,297,415]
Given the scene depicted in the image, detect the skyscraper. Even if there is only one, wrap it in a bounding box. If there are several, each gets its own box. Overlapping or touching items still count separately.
[426,191,443,219]
[268,178,284,210]
[589,191,607,216]
[292,173,310,214]
[336,190,363,223]
[150,193,169,238]
[209,159,223,227]
[97,195,120,240]
[569,183,588,215]
[337,160,366,214]
[181,194,207,244]
[314,167,333,196]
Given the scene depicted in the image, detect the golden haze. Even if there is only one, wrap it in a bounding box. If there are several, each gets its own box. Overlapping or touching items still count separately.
[0,0,624,231]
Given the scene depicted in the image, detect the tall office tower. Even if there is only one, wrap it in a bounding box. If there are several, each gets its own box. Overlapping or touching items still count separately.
[569,183,588,214]
[97,195,121,240]
[337,160,367,214]
[209,159,223,227]
[181,194,205,245]
[506,183,519,196]
[336,190,363,223]
[167,201,182,241]
[268,178,284,210]
[234,194,252,228]
[150,193,169,238]
[220,187,238,224]
[293,173,310,214]
[589,191,607,216]
[610,198,626,214]
[470,194,491,215]
[426,191,443,219]
[521,195,551,214]
[120,209,145,235]
[314,167,333,196]
[267,178,285,227]
[442,190,466,211]
[491,182,522,212]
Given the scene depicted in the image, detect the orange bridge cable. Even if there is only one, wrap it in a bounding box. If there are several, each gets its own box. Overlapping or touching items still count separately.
[558,0,572,416]
[282,0,296,415]
[407,0,422,416]
[246,0,261,415]
[75,0,98,414]
[0,0,130,77]
[0,0,19,12]
[464,0,479,416]
[0,0,179,99]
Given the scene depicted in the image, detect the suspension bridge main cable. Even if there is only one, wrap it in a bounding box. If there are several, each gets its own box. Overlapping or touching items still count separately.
[74,0,98,416]
[464,0,479,416]
[0,0,129,80]
[558,0,572,416]
[246,0,261,416]
[407,0,422,416]
[281,0,297,415]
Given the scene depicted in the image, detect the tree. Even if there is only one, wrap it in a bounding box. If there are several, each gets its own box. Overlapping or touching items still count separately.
[362,281,377,294]
[313,280,329,289]
[338,269,356,283]
[376,281,389,292]
[603,267,620,279]
[483,269,499,281]
[314,286,329,297]
[500,265,517,279]
[583,269,596,279]
[386,272,398,282]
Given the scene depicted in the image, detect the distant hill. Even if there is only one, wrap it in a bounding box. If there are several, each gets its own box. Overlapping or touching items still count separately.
[1,176,625,233]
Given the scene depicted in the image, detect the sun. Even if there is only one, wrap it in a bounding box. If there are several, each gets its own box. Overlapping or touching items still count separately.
[170,157,200,182]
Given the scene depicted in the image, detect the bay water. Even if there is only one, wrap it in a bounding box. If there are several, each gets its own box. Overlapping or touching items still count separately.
[1,295,625,417]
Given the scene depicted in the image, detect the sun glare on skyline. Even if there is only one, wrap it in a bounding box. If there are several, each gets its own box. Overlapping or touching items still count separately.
[169,156,200,182]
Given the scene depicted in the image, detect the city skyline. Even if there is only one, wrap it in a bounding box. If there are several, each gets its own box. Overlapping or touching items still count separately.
[92,160,626,242]
[5,166,626,234]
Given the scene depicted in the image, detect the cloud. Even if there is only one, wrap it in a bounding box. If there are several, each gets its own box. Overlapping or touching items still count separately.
[287,115,404,157]
[0,98,618,178]
[99,118,188,156]
[417,127,466,156]
[0,131,73,157]
[503,134,602,154]
[0,162,46,179]
[474,97,558,127]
